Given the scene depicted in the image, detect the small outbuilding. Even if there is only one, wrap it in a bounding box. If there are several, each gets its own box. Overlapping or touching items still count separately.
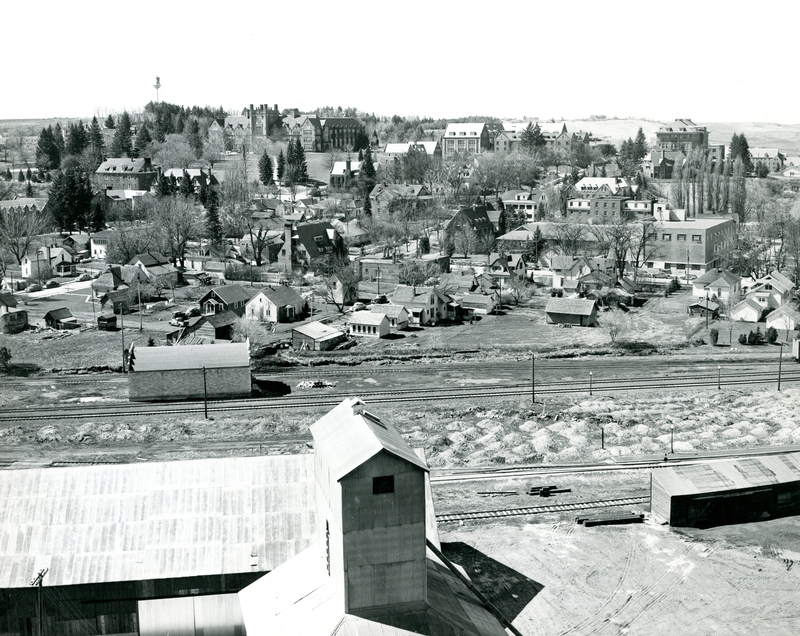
[766,305,800,331]
[292,321,347,351]
[348,311,389,338]
[0,293,28,334]
[687,298,719,318]
[128,342,251,401]
[460,293,496,315]
[545,297,598,326]
[97,314,117,331]
[730,297,763,322]
[44,308,80,330]
[651,453,800,528]
[100,289,132,315]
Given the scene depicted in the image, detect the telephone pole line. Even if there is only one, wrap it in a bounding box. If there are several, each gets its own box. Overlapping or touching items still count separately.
[30,567,48,636]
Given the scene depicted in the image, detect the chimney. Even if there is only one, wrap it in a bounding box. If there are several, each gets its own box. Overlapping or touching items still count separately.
[249,103,254,113]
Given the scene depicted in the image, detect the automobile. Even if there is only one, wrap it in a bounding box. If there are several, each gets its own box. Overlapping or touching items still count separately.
[78,257,92,263]
[371,294,389,304]
[45,280,60,288]
[186,307,201,318]
[348,302,367,312]
[77,273,92,282]
[24,284,42,292]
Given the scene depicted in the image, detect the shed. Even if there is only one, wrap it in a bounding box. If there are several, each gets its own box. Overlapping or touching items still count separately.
[369,303,409,329]
[460,293,496,315]
[97,314,117,330]
[651,453,800,528]
[128,342,251,401]
[545,297,598,326]
[348,310,389,338]
[687,298,719,318]
[292,321,346,351]
[731,297,763,322]
[0,293,27,334]
[766,305,800,331]
[43,307,79,330]
[100,289,131,314]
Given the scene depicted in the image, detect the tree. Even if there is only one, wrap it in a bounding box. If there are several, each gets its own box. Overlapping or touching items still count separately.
[179,170,195,198]
[729,133,753,173]
[65,120,89,157]
[133,125,153,158]
[104,114,115,129]
[277,150,285,183]
[88,200,105,233]
[506,276,534,305]
[110,111,133,157]
[709,328,719,345]
[312,256,361,312]
[186,118,203,159]
[520,122,545,155]
[49,168,94,232]
[360,146,376,195]
[88,116,105,162]
[602,308,630,344]
[730,157,747,221]
[25,168,32,182]
[0,346,10,369]
[766,326,778,344]
[35,126,61,172]
[149,134,195,170]
[398,260,441,286]
[633,127,648,163]
[0,200,50,264]
[363,194,372,217]
[290,139,308,182]
[257,151,274,186]
[17,171,24,183]
[205,190,223,245]
[147,195,202,268]
[453,225,478,257]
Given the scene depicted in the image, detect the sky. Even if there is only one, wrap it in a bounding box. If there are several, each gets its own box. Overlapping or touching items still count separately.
[4,0,799,124]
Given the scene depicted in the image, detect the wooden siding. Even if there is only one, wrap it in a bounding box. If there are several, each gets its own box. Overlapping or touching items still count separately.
[129,367,251,401]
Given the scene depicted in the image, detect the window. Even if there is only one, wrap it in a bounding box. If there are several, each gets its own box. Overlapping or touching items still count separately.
[662,234,671,241]
[373,475,394,494]
[677,234,687,241]
[692,235,702,243]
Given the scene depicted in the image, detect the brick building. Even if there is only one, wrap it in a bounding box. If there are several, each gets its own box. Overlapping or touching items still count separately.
[655,119,708,153]
[95,157,158,191]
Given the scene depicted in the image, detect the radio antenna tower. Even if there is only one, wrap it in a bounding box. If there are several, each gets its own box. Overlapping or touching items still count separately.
[153,76,161,103]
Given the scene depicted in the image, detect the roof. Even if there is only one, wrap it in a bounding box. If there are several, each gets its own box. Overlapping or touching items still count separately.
[443,123,486,137]
[348,310,388,326]
[0,293,18,308]
[732,297,763,314]
[44,307,74,322]
[129,251,169,267]
[204,284,253,306]
[460,294,495,309]
[130,342,250,372]
[0,197,48,212]
[96,157,154,174]
[370,303,407,319]
[239,545,507,636]
[310,398,428,483]
[693,268,741,287]
[294,222,338,260]
[450,206,494,233]
[0,454,316,588]
[657,218,733,230]
[545,297,597,316]
[688,299,720,311]
[393,285,435,305]
[292,321,344,340]
[204,309,239,328]
[766,305,800,324]
[254,285,304,307]
[760,270,795,291]
[653,453,800,498]
[330,160,362,176]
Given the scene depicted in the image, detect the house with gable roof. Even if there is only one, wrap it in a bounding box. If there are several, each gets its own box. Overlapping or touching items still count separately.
[95,157,158,191]
[445,204,495,247]
[199,284,253,317]
[245,285,305,323]
[238,397,509,636]
[369,303,409,330]
[766,305,800,331]
[730,297,764,322]
[162,168,220,193]
[21,246,76,279]
[128,252,180,286]
[391,285,455,325]
[545,297,598,326]
[348,310,389,338]
[691,268,742,303]
[748,270,795,309]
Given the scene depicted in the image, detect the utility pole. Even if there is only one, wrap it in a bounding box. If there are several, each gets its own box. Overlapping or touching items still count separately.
[120,308,126,373]
[138,281,143,331]
[778,343,784,391]
[531,353,535,404]
[705,291,709,330]
[589,371,593,396]
[30,567,48,636]
[686,248,690,286]
[203,365,209,418]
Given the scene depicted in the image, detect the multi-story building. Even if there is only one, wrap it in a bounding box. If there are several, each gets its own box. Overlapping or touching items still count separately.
[95,158,157,191]
[750,148,785,173]
[494,129,522,153]
[499,189,546,223]
[655,119,708,153]
[240,103,284,137]
[566,196,634,222]
[648,217,735,276]
[442,123,491,157]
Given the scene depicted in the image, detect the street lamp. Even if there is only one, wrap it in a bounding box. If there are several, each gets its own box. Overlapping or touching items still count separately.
[717,365,721,390]
[589,371,593,396]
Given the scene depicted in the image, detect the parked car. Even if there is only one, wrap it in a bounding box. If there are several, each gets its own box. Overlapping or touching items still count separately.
[45,280,60,288]
[25,284,42,292]
[186,307,201,318]
[348,302,367,312]
[372,294,389,304]
[77,273,92,282]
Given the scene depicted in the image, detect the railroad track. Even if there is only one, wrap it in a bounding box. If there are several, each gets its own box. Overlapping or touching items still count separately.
[2,368,799,423]
[435,495,651,523]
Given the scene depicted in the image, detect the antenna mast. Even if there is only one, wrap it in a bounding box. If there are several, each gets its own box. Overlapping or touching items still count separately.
[153,76,161,103]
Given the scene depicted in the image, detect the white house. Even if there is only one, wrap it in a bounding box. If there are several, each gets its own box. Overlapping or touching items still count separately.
[691,268,742,303]
[749,271,795,309]
[730,297,763,322]
[245,286,305,323]
[21,246,76,279]
[369,304,408,330]
[348,311,389,338]
[766,306,800,331]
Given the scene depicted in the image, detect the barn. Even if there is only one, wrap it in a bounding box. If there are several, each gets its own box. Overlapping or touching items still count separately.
[650,453,800,528]
[128,342,251,401]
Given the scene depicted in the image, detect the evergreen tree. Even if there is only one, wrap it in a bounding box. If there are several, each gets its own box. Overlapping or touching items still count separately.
[198,183,208,207]
[25,168,32,181]
[104,114,115,129]
[353,128,370,152]
[286,138,298,169]
[293,139,308,182]
[520,122,537,153]
[65,120,89,156]
[25,182,34,197]
[154,173,172,197]
[363,194,372,217]
[88,200,106,233]
[89,116,104,151]
[179,170,195,197]
[111,111,134,157]
[730,133,753,172]
[186,119,203,159]
[205,189,223,245]
[633,127,648,162]
[358,149,364,161]
[360,145,376,195]
[153,112,167,143]
[17,170,24,183]
[49,168,94,231]
[277,150,285,183]
[169,174,179,193]
[258,151,274,185]
[4,168,11,180]
[53,123,65,158]
[133,125,152,158]
[176,114,185,134]
[35,126,60,172]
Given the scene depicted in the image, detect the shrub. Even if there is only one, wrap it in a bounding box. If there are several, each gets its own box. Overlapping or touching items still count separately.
[753,327,765,345]
[766,327,778,344]
[747,330,756,345]
[738,333,748,345]
[709,328,719,345]
[0,347,10,369]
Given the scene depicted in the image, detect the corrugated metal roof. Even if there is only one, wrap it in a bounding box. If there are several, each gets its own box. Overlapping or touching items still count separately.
[653,453,800,497]
[310,399,428,482]
[292,321,343,340]
[545,297,596,316]
[0,454,316,588]
[130,342,249,372]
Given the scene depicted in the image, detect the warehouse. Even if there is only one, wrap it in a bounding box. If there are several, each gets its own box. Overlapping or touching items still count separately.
[128,341,251,401]
[650,453,800,528]
[0,454,316,636]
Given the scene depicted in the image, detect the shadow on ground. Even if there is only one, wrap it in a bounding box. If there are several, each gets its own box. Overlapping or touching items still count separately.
[441,541,544,621]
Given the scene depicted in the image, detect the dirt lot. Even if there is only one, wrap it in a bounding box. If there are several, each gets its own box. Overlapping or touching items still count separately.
[442,513,800,635]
